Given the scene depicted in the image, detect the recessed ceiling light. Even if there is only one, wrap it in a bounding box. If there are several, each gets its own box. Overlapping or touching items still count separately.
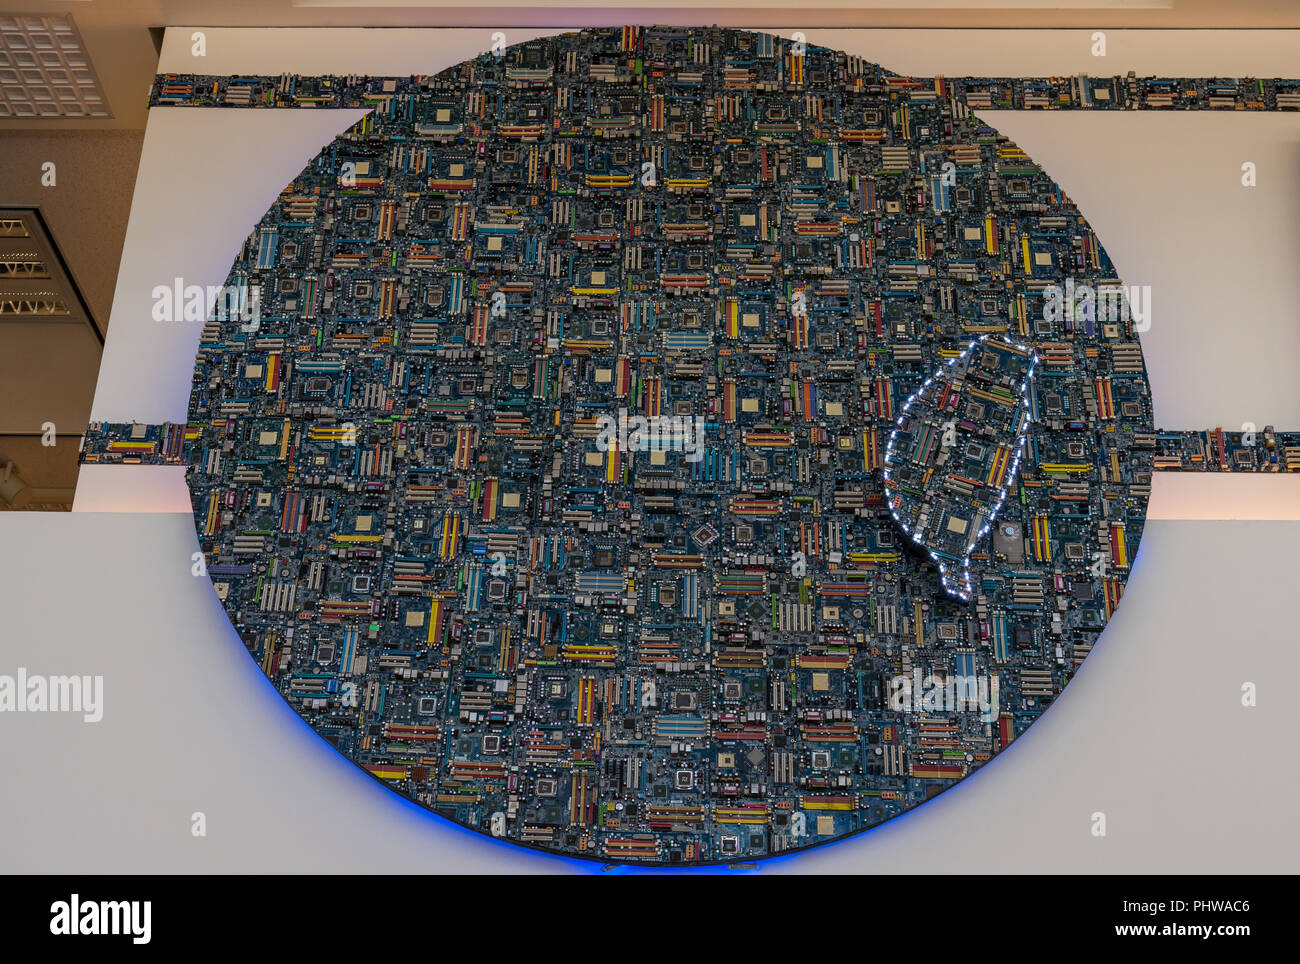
[0,207,97,334]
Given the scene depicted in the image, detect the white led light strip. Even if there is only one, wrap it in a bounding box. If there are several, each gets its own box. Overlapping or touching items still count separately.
[882,333,1039,602]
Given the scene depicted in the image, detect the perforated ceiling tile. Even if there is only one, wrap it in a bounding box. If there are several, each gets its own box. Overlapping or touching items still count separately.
[0,14,109,119]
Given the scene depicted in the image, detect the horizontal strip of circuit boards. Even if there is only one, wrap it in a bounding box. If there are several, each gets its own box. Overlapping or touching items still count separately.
[150,67,1300,114]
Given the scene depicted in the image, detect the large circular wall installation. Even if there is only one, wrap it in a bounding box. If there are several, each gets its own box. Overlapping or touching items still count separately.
[187,27,1152,865]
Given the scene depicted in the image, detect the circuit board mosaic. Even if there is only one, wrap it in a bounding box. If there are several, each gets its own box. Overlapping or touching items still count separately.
[84,26,1300,865]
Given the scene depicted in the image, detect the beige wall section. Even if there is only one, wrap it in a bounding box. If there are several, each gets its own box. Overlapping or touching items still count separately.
[0,130,144,336]
[0,436,79,509]
[0,130,143,504]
